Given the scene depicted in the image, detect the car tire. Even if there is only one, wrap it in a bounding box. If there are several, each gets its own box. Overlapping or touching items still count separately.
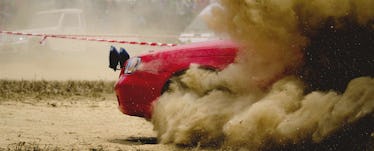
[161,67,229,95]
[161,70,187,95]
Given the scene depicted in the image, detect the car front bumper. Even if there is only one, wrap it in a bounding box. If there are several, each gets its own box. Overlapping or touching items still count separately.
[115,71,168,119]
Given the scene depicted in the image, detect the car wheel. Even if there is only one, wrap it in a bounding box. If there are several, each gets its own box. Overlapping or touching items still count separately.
[161,70,187,94]
[161,67,231,95]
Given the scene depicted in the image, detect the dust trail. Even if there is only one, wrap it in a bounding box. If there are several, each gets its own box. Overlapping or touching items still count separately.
[152,0,374,150]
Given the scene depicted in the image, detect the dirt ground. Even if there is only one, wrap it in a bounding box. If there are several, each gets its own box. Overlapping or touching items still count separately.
[0,99,178,150]
[0,40,183,151]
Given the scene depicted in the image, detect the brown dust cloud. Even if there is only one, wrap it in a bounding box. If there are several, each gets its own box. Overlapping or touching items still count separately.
[151,0,374,150]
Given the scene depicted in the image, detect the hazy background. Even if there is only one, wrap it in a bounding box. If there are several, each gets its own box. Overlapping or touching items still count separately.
[0,0,214,80]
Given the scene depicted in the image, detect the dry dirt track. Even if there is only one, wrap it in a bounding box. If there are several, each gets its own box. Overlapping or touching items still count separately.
[0,99,177,150]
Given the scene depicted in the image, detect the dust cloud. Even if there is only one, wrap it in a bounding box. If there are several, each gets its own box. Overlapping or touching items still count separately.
[152,0,374,150]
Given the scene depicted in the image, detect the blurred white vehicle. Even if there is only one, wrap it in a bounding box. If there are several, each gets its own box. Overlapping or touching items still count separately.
[0,9,86,53]
[178,3,223,44]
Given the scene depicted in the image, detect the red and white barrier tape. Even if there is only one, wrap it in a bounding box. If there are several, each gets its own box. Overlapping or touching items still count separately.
[0,30,178,47]
[58,34,213,39]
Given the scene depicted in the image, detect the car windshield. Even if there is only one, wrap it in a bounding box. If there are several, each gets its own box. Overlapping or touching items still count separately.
[28,12,61,28]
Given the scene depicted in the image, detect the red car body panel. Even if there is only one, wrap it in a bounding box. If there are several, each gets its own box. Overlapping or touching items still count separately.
[115,40,239,119]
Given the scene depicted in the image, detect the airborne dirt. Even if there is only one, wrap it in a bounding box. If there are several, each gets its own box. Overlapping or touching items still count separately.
[151,0,374,150]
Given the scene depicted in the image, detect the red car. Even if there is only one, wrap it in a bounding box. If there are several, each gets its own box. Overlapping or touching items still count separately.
[109,40,238,119]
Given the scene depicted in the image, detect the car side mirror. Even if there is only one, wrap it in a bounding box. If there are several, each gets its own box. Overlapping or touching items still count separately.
[109,46,130,71]
[119,47,130,68]
[109,46,119,71]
